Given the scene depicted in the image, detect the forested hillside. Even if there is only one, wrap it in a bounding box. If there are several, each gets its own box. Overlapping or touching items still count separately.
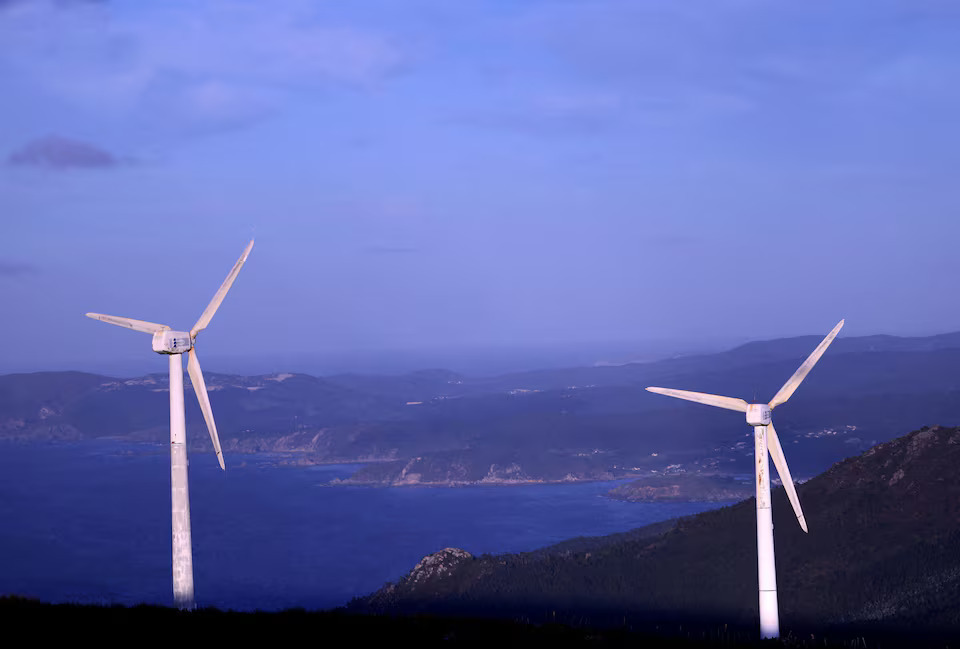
[354,426,960,637]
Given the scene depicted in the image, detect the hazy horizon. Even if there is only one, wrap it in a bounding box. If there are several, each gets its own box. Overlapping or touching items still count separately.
[5,322,960,379]
[3,334,737,378]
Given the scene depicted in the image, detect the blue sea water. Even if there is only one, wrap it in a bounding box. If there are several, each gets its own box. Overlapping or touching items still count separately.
[0,440,724,611]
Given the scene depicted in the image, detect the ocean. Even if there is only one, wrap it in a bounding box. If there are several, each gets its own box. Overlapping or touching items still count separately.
[0,440,724,611]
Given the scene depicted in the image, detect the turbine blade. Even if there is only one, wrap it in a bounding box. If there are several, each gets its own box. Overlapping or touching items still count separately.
[769,319,844,409]
[86,313,171,334]
[190,239,254,339]
[766,423,807,532]
[645,387,749,412]
[187,349,225,470]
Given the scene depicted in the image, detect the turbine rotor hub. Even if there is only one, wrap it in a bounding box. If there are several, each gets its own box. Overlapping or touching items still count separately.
[152,330,193,355]
[746,403,772,427]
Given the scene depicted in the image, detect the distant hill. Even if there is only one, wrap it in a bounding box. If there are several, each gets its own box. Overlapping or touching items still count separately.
[351,425,960,638]
[608,474,753,502]
[3,329,960,483]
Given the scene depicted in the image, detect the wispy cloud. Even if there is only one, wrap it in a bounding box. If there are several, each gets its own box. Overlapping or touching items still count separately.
[504,1,960,126]
[7,135,122,170]
[0,1,406,135]
[465,89,625,137]
[644,234,703,249]
[0,259,38,277]
[362,245,420,255]
[0,0,104,6]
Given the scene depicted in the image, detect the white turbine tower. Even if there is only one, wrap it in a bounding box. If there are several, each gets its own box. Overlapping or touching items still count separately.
[85,240,254,610]
[646,319,843,639]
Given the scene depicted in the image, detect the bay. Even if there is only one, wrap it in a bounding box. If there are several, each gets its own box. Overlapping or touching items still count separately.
[0,440,724,611]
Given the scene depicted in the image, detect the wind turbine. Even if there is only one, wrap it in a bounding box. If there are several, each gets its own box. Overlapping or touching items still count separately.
[86,240,254,610]
[646,319,843,639]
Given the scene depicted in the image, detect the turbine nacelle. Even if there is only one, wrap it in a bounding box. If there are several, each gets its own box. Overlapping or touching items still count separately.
[152,330,193,355]
[746,404,772,427]
[86,238,254,475]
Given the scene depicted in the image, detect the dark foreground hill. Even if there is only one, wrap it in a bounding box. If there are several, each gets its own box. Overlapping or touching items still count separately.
[0,597,939,649]
[352,426,960,642]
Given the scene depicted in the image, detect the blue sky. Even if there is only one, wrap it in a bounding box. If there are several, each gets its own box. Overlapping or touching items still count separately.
[2,0,960,375]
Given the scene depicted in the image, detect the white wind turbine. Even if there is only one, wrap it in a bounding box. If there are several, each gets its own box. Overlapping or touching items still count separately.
[86,240,254,610]
[646,319,844,639]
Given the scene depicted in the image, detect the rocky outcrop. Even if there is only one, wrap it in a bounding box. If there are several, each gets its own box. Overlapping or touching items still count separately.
[406,548,474,586]
[479,462,529,483]
[362,548,474,610]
